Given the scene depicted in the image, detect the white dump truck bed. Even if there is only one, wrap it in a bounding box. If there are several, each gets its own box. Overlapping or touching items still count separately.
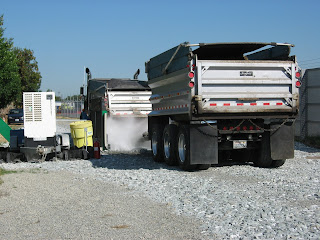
[107,90,151,116]
[196,59,299,114]
[146,42,301,119]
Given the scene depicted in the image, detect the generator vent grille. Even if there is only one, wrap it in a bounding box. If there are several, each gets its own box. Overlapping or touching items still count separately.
[24,93,42,122]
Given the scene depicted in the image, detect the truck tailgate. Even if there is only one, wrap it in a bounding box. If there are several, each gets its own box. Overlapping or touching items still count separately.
[108,91,152,116]
[197,60,299,113]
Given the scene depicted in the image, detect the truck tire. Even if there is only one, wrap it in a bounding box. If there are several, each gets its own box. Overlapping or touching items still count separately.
[271,159,286,168]
[151,125,164,162]
[176,125,197,171]
[163,124,178,166]
[198,164,211,170]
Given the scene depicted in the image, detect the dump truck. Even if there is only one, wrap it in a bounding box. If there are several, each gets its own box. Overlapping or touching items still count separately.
[84,68,152,150]
[145,42,301,170]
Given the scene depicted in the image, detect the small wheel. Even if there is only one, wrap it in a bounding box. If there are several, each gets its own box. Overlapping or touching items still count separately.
[163,124,178,166]
[63,150,69,161]
[6,152,12,163]
[176,125,196,171]
[270,159,286,168]
[57,152,63,159]
[151,124,164,162]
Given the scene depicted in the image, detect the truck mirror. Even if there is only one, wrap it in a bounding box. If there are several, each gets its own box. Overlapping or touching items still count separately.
[80,87,84,95]
[85,67,92,80]
[133,69,140,80]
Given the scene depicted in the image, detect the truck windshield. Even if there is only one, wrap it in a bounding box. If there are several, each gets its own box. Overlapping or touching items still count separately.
[10,109,22,114]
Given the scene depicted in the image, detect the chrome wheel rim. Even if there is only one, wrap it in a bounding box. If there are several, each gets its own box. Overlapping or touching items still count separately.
[164,131,170,159]
[152,132,157,156]
[178,133,186,163]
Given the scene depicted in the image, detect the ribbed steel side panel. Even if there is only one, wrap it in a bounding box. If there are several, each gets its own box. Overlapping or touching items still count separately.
[146,44,190,80]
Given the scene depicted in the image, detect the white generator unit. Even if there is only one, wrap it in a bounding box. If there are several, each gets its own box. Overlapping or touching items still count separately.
[23,92,56,141]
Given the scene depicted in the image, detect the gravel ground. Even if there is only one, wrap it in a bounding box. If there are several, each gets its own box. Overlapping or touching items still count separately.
[0,170,203,240]
[0,119,319,239]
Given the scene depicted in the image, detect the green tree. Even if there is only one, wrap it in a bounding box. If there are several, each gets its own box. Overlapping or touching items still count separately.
[14,47,42,105]
[0,15,21,109]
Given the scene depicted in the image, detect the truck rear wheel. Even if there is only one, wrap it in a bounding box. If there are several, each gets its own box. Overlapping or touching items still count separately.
[177,126,196,171]
[198,164,211,170]
[163,124,178,166]
[151,125,164,162]
[271,159,286,168]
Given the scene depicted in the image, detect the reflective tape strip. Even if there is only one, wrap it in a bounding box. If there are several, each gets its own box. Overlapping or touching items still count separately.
[113,112,150,115]
[115,112,133,115]
[210,102,284,107]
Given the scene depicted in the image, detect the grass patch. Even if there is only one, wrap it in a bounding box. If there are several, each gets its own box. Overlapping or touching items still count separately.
[0,168,17,185]
[26,168,45,174]
[0,168,17,176]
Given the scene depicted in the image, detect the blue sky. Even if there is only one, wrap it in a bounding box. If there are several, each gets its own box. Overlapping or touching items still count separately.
[1,0,320,97]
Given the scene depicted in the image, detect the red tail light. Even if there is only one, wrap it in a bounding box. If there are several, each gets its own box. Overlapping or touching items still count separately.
[249,126,254,130]
[296,81,302,88]
[296,72,301,78]
[188,72,194,78]
[243,126,247,130]
[188,81,195,88]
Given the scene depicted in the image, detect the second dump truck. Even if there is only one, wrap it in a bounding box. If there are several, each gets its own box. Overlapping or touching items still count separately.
[84,68,152,150]
[145,42,301,170]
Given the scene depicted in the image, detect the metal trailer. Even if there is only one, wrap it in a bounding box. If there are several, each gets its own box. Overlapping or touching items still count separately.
[145,42,301,170]
[84,71,152,150]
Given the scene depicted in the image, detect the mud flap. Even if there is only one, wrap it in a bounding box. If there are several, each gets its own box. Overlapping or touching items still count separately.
[270,121,295,160]
[190,125,218,165]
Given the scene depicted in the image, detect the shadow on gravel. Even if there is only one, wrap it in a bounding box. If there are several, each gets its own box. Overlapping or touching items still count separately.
[88,142,319,171]
[214,160,254,168]
[89,150,255,171]
[295,142,320,153]
[89,150,182,171]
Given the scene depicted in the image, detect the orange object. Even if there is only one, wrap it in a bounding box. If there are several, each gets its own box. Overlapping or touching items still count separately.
[93,140,101,159]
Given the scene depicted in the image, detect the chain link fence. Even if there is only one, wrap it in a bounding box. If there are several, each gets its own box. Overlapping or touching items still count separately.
[56,97,84,119]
